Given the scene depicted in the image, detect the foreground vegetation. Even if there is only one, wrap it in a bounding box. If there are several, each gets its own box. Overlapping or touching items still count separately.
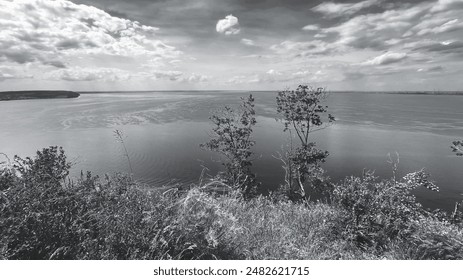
[0,147,462,259]
[1,86,462,260]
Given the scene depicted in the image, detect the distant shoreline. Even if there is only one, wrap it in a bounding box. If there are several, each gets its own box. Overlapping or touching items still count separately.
[76,90,463,95]
[0,90,80,101]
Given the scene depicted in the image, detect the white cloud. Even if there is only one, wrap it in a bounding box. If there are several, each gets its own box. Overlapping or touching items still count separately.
[241,38,255,46]
[0,0,181,81]
[216,15,240,35]
[363,52,407,65]
[302,25,319,31]
[312,0,381,17]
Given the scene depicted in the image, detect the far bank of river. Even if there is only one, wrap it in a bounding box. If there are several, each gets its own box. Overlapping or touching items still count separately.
[0,90,80,101]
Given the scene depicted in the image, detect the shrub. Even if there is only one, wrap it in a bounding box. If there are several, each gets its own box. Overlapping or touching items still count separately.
[331,169,439,252]
[13,146,71,185]
[201,94,258,196]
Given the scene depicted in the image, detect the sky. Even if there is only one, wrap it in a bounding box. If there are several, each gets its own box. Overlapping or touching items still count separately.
[1,0,463,91]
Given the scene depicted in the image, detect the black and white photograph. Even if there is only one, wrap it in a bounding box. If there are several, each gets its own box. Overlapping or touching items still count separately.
[1,0,463,265]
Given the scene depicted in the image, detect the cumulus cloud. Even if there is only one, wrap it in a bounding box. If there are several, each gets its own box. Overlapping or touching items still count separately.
[363,52,408,65]
[312,0,381,17]
[216,15,240,35]
[0,0,181,81]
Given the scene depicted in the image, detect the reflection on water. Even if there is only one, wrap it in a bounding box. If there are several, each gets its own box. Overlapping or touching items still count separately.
[0,91,462,210]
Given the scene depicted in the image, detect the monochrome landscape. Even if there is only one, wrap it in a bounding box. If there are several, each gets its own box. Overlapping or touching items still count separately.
[1,0,463,260]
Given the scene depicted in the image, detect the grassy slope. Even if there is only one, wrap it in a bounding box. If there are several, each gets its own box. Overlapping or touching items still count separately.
[1,173,462,260]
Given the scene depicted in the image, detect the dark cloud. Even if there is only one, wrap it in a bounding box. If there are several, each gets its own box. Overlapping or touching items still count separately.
[43,60,67,69]
[0,49,37,64]
[56,39,99,50]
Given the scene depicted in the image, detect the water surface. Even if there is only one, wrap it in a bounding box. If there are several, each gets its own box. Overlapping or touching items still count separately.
[0,91,462,210]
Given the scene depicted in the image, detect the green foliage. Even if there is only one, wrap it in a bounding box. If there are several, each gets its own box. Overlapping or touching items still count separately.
[276,85,335,199]
[201,94,258,196]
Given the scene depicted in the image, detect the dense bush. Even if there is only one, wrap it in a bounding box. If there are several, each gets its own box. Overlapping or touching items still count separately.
[201,94,258,196]
[330,169,463,259]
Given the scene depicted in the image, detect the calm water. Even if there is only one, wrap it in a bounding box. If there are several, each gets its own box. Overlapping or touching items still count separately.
[1,91,462,210]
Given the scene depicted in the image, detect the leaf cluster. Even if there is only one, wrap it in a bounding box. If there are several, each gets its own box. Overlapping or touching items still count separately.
[276,85,335,145]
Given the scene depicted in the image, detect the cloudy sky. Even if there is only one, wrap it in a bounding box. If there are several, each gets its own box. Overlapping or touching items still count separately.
[1,0,463,91]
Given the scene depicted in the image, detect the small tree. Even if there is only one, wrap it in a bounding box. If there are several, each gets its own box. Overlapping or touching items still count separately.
[276,85,335,198]
[201,94,258,196]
